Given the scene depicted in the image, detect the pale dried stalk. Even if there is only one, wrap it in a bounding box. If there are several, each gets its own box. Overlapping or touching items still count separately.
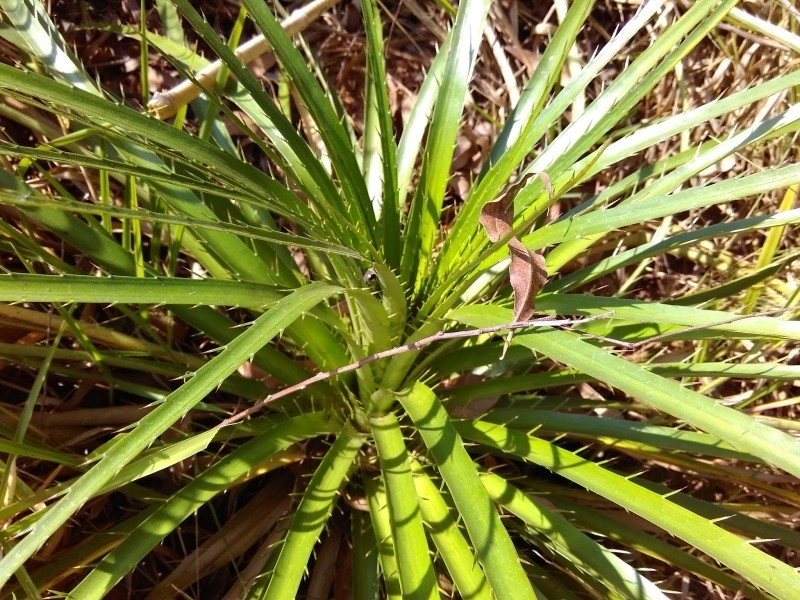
[485,13,520,106]
[727,6,800,54]
[148,0,340,119]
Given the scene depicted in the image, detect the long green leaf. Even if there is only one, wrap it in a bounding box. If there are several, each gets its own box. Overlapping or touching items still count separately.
[588,70,800,181]
[441,360,800,415]
[399,382,536,600]
[400,0,492,289]
[395,35,448,208]
[434,0,661,286]
[0,192,360,259]
[364,474,402,599]
[71,412,339,598]
[0,68,301,217]
[548,209,800,293]
[517,0,736,211]
[0,0,97,94]
[165,0,366,249]
[257,422,364,600]
[547,496,769,599]
[535,294,800,340]
[485,410,758,463]
[437,0,597,277]
[440,162,800,318]
[479,470,667,599]
[409,459,491,600]
[545,101,800,272]
[361,0,400,266]
[351,510,381,600]
[451,305,800,479]
[521,161,800,258]
[240,0,376,238]
[0,274,282,306]
[0,282,341,588]
[371,412,438,599]
[0,143,238,198]
[456,419,800,599]
[0,439,76,467]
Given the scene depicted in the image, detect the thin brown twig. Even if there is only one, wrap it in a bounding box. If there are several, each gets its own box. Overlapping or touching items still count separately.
[219,307,797,427]
[218,312,614,427]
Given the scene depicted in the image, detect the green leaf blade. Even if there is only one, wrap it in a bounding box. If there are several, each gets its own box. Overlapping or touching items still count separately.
[371,412,438,600]
[451,305,800,479]
[257,423,364,600]
[400,382,537,600]
[0,282,341,588]
[458,419,800,600]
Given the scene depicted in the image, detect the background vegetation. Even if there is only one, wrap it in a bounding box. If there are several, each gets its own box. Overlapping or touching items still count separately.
[0,0,799,598]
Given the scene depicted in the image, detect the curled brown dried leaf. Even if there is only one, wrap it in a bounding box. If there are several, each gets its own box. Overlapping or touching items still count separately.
[479,172,550,356]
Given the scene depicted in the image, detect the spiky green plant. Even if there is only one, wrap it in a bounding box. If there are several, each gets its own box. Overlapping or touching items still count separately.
[0,0,799,598]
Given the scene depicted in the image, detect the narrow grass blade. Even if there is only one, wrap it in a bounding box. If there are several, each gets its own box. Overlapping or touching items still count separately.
[98,429,219,495]
[0,440,76,467]
[0,144,245,201]
[0,170,136,275]
[744,185,797,312]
